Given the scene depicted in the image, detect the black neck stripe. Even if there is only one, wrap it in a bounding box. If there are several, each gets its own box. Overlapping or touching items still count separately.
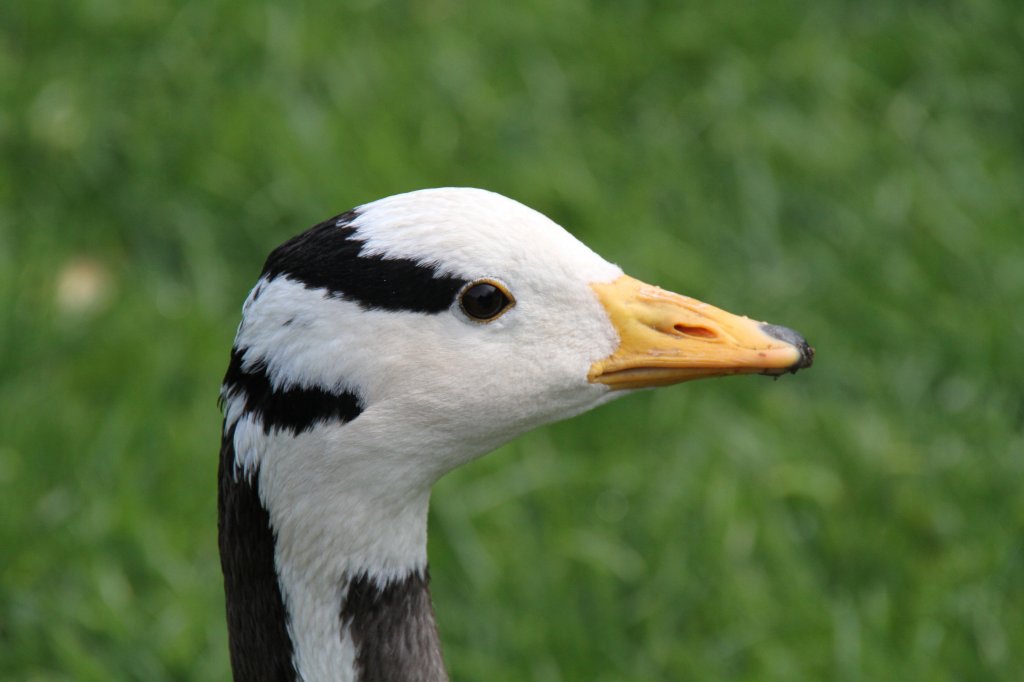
[261,211,467,314]
[221,347,363,436]
[218,426,297,682]
[341,569,448,682]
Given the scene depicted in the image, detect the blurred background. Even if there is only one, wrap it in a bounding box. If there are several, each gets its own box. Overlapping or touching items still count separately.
[2,1,1022,680]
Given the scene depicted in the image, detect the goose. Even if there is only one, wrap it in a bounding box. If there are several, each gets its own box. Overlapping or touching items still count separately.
[218,187,813,682]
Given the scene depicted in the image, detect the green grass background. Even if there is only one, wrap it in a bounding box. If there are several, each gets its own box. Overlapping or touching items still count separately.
[2,1,1022,680]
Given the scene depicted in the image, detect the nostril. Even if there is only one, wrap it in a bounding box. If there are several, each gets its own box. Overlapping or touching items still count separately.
[673,324,718,339]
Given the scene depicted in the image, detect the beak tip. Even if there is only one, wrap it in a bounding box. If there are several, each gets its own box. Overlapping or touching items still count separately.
[759,323,814,373]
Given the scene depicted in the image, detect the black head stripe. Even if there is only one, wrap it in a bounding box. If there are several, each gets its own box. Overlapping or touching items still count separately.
[262,211,467,314]
[222,347,363,436]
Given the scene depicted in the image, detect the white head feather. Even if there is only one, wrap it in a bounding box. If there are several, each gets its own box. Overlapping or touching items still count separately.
[222,188,632,679]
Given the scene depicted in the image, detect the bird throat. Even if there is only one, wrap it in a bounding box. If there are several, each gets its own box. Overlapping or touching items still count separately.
[218,428,448,682]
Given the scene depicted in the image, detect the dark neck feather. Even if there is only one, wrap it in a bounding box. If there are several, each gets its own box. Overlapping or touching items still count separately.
[218,426,297,682]
[342,570,448,682]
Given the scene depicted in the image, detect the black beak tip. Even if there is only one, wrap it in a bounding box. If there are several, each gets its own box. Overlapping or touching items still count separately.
[759,323,815,372]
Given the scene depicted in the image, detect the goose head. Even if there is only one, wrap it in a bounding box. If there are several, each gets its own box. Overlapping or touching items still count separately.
[219,187,813,682]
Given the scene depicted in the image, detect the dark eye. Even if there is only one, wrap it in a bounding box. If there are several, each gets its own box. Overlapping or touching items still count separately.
[459,280,514,322]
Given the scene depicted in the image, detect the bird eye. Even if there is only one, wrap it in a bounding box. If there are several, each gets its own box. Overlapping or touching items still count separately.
[458,279,514,322]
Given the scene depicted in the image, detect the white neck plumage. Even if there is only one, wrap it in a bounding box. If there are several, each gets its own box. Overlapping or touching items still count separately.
[220,415,454,682]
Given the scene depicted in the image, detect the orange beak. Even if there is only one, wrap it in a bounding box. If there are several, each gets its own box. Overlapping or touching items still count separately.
[589,275,814,390]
